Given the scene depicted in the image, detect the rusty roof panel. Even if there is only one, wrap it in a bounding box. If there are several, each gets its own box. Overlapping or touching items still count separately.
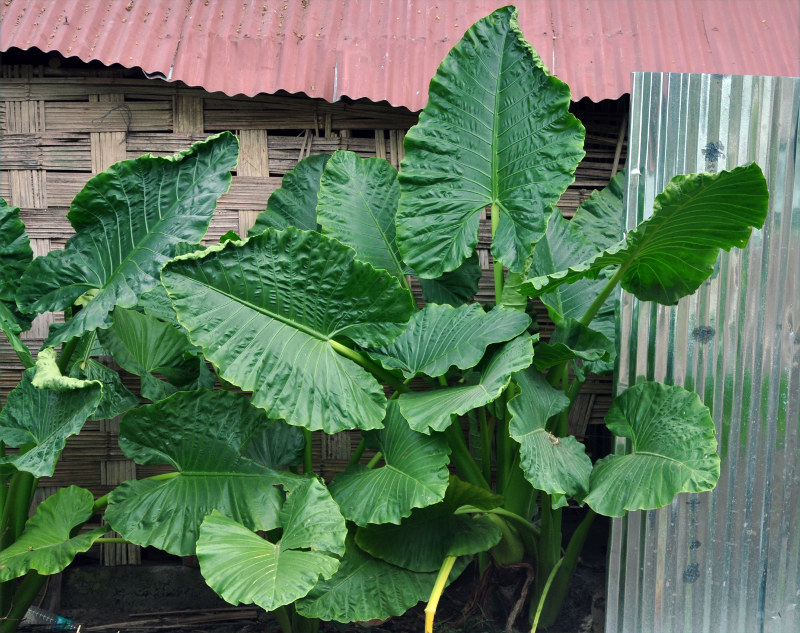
[2,0,798,109]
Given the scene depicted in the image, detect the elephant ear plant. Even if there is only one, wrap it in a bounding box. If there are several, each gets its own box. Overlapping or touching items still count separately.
[0,6,769,633]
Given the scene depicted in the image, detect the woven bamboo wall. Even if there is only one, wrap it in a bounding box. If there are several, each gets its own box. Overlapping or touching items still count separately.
[1,59,626,564]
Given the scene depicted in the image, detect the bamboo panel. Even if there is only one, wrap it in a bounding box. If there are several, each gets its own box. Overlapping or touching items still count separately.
[44,101,172,132]
[125,133,212,156]
[173,95,204,134]
[90,94,127,172]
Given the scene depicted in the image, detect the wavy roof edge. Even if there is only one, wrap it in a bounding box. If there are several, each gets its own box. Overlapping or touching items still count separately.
[2,0,798,110]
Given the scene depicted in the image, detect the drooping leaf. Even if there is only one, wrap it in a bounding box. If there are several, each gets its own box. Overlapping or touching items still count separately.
[418,253,483,307]
[396,6,585,277]
[317,150,405,280]
[329,401,450,526]
[0,349,102,477]
[0,198,34,334]
[105,390,299,555]
[399,335,535,433]
[70,358,138,420]
[295,533,471,623]
[0,487,107,581]
[532,319,614,372]
[370,304,530,379]
[16,132,238,347]
[248,154,330,235]
[98,307,213,401]
[356,477,503,572]
[584,382,721,517]
[162,227,414,433]
[196,478,346,611]
[521,164,769,305]
[507,368,592,508]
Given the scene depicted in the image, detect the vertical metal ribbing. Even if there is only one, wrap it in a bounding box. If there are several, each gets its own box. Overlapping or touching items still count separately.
[606,73,800,633]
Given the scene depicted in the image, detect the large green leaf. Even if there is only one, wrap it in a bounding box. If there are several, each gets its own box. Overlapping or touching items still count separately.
[70,358,138,421]
[370,304,530,379]
[98,307,212,401]
[105,390,299,555]
[196,478,346,611]
[521,164,769,305]
[584,382,721,517]
[0,487,107,581]
[316,150,405,280]
[356,477,503,572]
[399,335,535,433]
[295,534,470,623]
[249,154,330,235]
[0,198,34,333]
[532,319,614,373]
[396,6,585,277]
[418,253,483,307]
[0,349,102,477]
[570,170,626,249]
[162,227,414,433]
[16,132,238,347]
[329,401,450,526]
[507,368,592,508]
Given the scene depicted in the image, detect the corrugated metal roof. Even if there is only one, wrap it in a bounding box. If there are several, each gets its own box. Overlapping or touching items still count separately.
[1,0,798,109]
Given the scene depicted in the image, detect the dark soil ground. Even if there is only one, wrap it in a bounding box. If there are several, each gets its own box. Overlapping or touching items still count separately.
[21,511,606,633]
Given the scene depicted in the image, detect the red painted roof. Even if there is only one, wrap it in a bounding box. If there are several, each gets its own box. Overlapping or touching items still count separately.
[2,0,798,109]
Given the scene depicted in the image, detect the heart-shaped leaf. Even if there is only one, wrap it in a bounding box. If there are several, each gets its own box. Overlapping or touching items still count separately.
[317,150,405,281]
[370,304,530,379]
[249,154,330,235]
[507,368,592,508]
[329,401,450,526]
[196,477,346,611]
[105,390,300,555]
[521,164,769,305]
[399,335,535,433]
[0,349,102,477]
[0,486,107,581]
[396,6,585,276]
[295,534,471,623]
[584,382,721,517]
[162,227,414,433]
[532,319,614,372]
[16,132,238,347]
[569,170,626,250]
[0,198,34,366]
[356,477,503,572]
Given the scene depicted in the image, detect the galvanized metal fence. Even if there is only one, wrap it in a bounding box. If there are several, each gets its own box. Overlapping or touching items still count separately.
[606,72,800,633]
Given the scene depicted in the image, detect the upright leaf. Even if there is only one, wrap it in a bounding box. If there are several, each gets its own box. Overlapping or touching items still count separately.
[570,170,626,249]
[329,401,451,526]
[0,349,102,477]
[248,154,330,235]
[98,307,212,401]
[70,358,138,420]
[162,227,414,433]
[418,253,483,307]
[370,304,531,379]
[396,6,585,276]
[317,151,405,281]
[521,164,769,305]
[105,390,298,555]
[0,487,107,581]
[399,335,535,433]
[507,368,592,508]
[196,478,346,611]
[0,198,34,332]
[584,382,721,517]
[16,132,238,347]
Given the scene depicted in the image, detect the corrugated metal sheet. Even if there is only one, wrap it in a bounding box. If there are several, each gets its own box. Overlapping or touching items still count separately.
[606,72,800,632]
[1,0,797,110]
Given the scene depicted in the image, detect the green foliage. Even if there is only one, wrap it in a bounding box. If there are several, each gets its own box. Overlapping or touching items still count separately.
[0,6,769,633]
